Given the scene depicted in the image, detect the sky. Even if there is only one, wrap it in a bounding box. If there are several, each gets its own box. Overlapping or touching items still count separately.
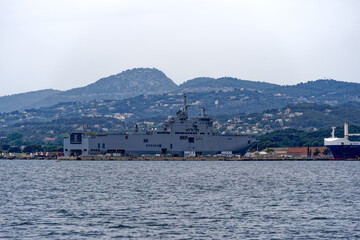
[0,0,360,96]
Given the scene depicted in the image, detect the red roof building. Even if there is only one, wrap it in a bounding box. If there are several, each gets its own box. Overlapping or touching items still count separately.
[287,147,328,156]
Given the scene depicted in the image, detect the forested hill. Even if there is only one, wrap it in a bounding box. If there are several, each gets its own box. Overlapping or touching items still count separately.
[271,79,360,104]
[1,66,360,113]
[177,77,279,92]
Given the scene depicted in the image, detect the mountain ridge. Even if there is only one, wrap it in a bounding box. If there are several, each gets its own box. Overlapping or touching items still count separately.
[178,77,279,92]
[1,68,360,113]
[0,89,60,113]
[0,68,178,112]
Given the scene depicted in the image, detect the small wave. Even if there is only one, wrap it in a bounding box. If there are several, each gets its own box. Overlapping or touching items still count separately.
[109,224,135,229]
[310,217,329,220]
[57,209,69,214]
[45,231,59,236]
[10,221,34,226]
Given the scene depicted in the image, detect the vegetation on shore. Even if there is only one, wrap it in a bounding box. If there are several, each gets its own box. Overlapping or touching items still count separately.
[0,131,63,154]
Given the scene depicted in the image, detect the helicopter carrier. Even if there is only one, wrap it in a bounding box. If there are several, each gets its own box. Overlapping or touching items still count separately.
[64,95,257,157]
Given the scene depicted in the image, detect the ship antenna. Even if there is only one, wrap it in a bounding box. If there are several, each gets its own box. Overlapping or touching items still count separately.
[183,94,188,119]
[201,106,206,117]
[331,126,336,138]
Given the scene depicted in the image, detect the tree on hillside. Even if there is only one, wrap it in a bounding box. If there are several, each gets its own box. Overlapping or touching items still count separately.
[2,144,10,151]
[8,146,21,153]
[7,131,23,141]
[23,144,43,153]
[44,145,63,152]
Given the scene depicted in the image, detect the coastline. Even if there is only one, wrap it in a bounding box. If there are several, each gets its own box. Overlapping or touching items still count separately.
[0,156,355,161]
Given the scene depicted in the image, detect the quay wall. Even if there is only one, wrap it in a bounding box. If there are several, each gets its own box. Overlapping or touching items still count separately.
[57,156,335,161]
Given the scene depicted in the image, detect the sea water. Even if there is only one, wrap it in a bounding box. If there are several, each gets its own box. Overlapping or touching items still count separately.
[1,160,360,239]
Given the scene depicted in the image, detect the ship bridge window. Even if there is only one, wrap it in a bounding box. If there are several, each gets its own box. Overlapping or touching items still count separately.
[144,139,148,142]
[70,133,82,144]
[146,144,162,147]
[180,136,187,140]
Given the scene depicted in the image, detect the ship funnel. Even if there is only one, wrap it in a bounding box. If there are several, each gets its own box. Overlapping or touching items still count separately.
[344,122,349,139]
[331,126,336,138]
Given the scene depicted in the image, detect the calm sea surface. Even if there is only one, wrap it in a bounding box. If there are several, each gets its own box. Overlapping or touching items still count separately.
[1,160,360,239]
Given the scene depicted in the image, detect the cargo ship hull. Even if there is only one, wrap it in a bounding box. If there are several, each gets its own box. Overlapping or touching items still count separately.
[326,145,360,159]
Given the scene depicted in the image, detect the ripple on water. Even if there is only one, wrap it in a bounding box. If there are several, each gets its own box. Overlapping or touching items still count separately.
[1,160,360,239]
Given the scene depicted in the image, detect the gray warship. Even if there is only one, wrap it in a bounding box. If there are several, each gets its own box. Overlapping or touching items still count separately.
[64,95,257,157]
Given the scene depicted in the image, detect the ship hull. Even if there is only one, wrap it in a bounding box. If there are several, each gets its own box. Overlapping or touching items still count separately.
[64,133,256,157]
[327,145,360,159]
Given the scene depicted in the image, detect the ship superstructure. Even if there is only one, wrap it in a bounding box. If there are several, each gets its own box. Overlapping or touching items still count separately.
[324,123,360,159]
[64,95,257,157]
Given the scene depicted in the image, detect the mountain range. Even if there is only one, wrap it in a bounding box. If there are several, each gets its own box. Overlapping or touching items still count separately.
[0,68,177,112]
[2,67,360,113]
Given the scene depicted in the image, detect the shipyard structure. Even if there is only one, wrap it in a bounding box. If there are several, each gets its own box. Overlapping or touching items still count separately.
[64,95,257,157]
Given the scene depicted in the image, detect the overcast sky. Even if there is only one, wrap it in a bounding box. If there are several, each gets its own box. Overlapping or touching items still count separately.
[0,0,359,96]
